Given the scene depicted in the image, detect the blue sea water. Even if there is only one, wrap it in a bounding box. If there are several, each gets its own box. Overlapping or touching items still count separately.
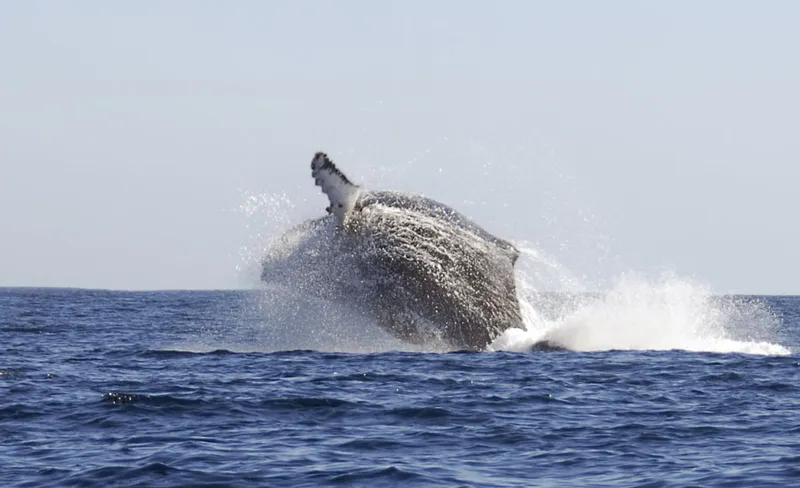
[1,287,799,487]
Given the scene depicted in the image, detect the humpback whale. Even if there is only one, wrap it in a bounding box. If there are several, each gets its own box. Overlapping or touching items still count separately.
[260,152,525,351]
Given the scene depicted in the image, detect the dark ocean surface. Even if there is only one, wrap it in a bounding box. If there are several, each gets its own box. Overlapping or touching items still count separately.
[2,288,799,487]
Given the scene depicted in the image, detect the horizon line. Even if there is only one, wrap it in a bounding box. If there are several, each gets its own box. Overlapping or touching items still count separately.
[1,285,797,298]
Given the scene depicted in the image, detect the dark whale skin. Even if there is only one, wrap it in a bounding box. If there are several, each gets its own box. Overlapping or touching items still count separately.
[261,189,524,351]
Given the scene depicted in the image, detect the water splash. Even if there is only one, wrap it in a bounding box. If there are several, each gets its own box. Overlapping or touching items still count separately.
[493,247,790,356]
[228,191,448,353]
[233,191,790,356]
[235,191,297,285]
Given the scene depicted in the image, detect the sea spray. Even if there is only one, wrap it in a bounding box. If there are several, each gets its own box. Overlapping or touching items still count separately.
[493,248,789,355]
[235,191,297,285]
[236,191,790,356]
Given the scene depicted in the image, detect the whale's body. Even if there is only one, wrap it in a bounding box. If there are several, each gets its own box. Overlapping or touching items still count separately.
[260,153,524,351]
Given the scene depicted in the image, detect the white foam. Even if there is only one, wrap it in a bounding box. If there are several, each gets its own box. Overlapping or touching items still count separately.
[492,247,791,356]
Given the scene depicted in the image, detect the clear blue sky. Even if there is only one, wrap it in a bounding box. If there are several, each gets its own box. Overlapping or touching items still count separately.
[1,1,798,293]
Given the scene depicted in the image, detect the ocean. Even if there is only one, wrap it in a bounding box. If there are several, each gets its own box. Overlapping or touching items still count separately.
[1,285,798,487]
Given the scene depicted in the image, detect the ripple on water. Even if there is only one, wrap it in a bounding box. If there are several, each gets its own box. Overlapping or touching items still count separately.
[2,289,799,488]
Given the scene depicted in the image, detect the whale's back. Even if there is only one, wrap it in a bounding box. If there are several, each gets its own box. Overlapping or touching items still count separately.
[343,190,522,349]
[357,190,519,264]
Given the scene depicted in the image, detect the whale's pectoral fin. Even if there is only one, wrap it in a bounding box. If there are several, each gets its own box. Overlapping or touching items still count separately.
[310,152,361,225]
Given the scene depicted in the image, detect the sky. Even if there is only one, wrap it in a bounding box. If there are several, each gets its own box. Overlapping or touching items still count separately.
[1,1,798,294]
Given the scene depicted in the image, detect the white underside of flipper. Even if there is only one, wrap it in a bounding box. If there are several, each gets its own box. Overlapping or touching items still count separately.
[310,152,361,224]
